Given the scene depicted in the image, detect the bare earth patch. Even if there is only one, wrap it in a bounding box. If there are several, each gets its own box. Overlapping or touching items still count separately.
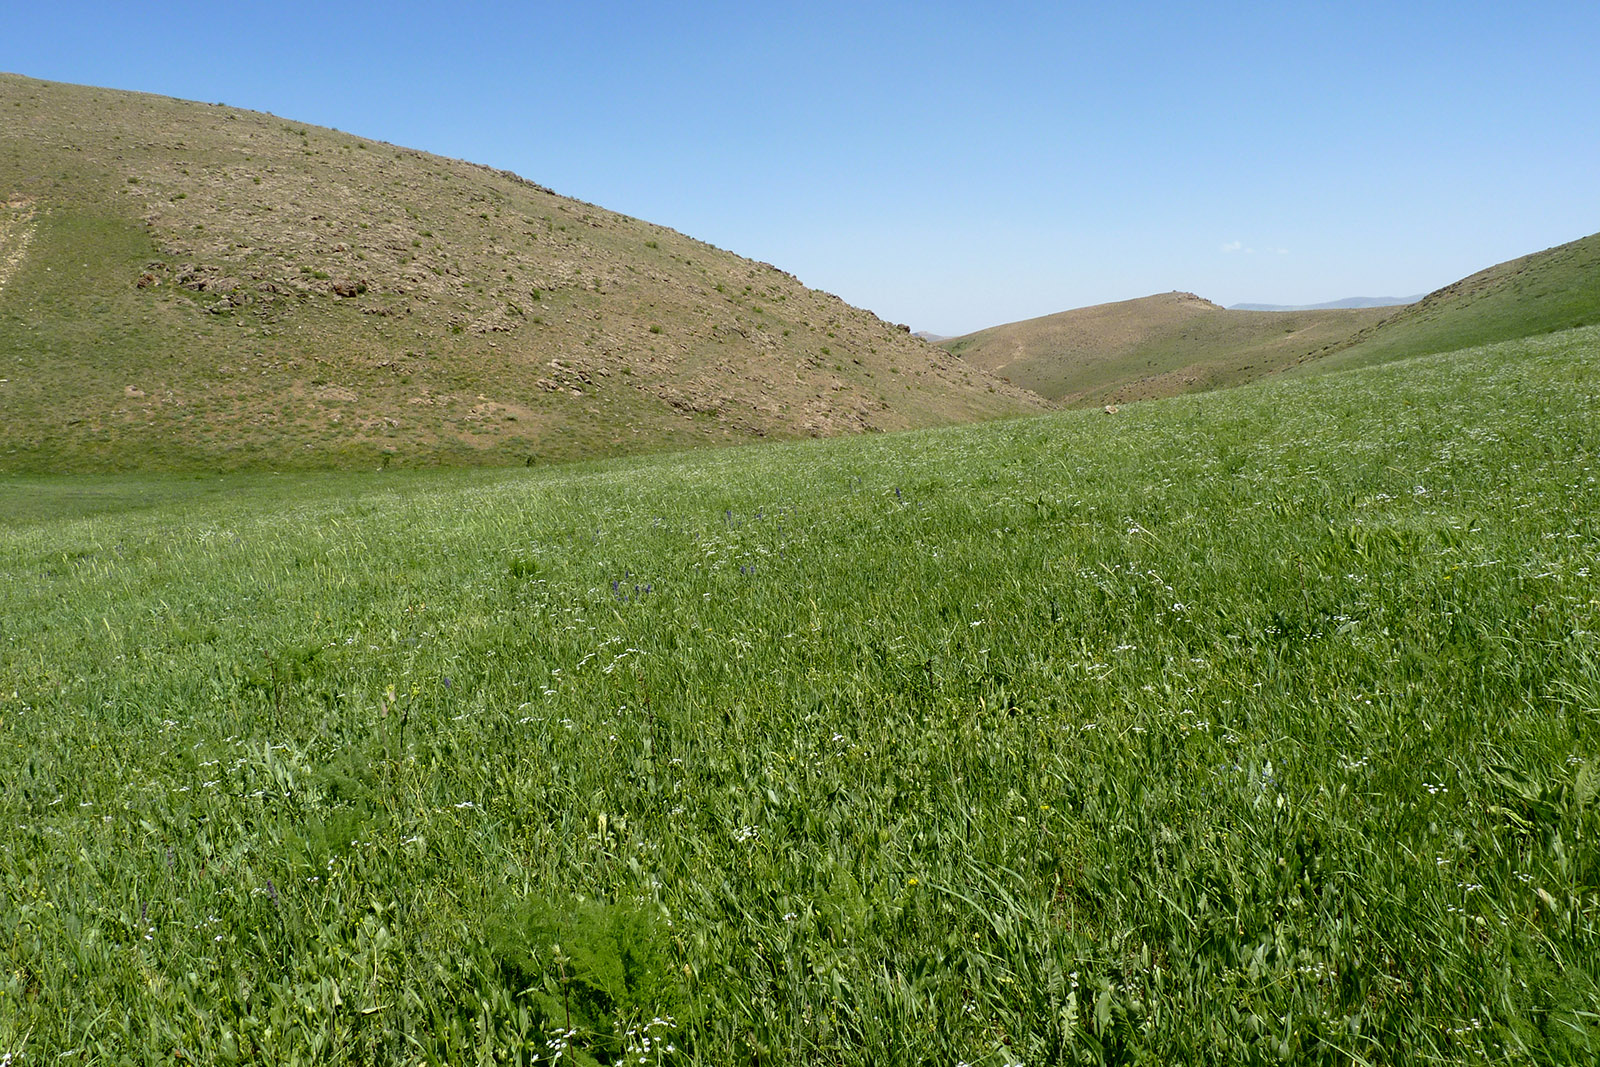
[0,196,37,298]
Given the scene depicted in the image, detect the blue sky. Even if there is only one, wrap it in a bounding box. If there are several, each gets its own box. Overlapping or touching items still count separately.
[6,1,1598,335]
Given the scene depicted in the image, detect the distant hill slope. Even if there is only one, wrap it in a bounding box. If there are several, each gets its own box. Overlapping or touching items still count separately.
[0,74,1041,472]
[939,292,1390,405]
[1290,231,1600,374]
[1229,295,1422,311]
[942,231,1600,406]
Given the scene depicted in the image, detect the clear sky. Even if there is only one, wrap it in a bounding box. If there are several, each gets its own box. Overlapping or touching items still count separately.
[6,1,1598,335]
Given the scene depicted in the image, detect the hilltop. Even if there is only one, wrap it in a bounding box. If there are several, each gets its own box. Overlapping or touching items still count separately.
[939,291,1390,405]
[0,74,1041,472]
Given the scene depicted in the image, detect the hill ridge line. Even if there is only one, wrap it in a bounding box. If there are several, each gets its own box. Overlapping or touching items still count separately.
[0,72,1042,472]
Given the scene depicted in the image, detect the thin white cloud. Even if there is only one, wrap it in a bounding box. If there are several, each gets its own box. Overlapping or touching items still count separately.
[1221,240,1243,253]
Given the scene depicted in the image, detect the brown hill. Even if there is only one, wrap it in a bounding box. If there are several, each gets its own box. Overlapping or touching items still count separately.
[940,292,1390,405]
[0,74,1041,471]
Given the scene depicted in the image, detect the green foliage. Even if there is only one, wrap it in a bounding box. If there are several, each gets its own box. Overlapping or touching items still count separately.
[487,894,683,1062]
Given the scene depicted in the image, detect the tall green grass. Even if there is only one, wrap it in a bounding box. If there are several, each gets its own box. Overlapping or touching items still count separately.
[2,327,1598,1064]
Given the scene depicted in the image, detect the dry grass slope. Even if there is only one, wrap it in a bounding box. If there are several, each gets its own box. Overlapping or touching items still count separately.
[0,74,1042,471]
[941,292,1390,405]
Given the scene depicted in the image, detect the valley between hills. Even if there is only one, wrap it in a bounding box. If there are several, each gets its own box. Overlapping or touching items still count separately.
[5,71,1598,474]
[4,69,1600,1065]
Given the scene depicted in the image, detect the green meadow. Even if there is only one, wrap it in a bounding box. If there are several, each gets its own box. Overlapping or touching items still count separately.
[2,327,1598,1064]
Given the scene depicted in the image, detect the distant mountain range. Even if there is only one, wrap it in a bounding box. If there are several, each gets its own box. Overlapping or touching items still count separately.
[1228,296,1425,312]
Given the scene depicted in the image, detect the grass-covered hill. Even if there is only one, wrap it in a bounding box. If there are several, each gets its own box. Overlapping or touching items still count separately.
[0,73,1041,472]
[938,292,1390,406]
[1292,230,1600,375]
[940,232,1600,407]
[3,322,1597,1062]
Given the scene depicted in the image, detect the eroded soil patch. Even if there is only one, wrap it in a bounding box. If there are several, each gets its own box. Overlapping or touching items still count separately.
[0,196,37,297]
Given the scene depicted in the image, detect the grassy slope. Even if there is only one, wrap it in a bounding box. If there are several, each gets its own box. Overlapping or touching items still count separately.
[0,74,1039,472]
[1292,230,1600,374]
[940,292,1390,405]
[3,325,1597,1063]
[941,231,1600,407]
